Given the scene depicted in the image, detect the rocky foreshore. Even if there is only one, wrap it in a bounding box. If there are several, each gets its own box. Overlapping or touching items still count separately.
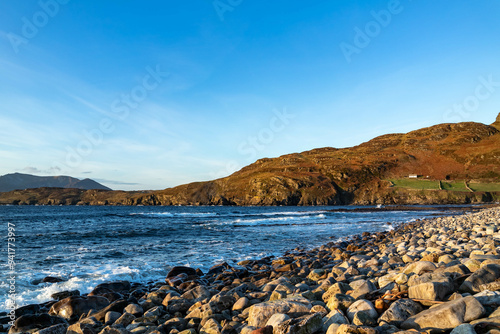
[3,207,500,334]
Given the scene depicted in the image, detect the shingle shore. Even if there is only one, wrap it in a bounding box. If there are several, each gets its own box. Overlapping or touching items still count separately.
[4,206,500,334]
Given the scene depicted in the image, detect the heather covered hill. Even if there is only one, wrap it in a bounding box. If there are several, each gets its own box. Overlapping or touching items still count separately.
[1,115,499,206]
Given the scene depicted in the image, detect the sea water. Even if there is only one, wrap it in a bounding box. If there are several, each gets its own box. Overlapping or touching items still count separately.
[0,205,453,312]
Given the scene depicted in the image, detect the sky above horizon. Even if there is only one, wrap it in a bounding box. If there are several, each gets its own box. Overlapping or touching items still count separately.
[1,1,499,190]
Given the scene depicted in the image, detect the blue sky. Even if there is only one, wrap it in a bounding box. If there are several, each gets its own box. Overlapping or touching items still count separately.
[0,0,499,190]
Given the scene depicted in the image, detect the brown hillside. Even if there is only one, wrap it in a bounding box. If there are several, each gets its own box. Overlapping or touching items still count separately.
[1,115,499,206]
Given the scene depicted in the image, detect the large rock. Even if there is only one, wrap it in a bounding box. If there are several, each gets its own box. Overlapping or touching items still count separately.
[247,297,312,328]
[33,324,68,334]
[408,281,453,302]
[459,264,500,293]
[89,300,128,322]
[274,313,322,334]
[200,318,222,334]
[349,281,377,300]
[335,324,377,334]
[167,266,198,278]
[326,294,355,311]
[346,300,377,322]
[89,281,131,296]
[378,299,423,326]
[403,261,437,275]
[8,314,68,334]
[401,296,485,331]
[322,309,349,331]
[49,296,109,320]
[181,286,212,302]
[266,314,290,328]
[67,323,96,334]
[450,324,476,334]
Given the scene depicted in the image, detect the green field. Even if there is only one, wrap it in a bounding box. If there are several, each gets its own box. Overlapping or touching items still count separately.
[389,179,500,192]
[469,183,500,192]
[441,181,470,192]
[389,179,440,190]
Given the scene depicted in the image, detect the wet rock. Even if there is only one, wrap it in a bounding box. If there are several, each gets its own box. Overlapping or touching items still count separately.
[42,277,65,284]
[401,296,485,331]
[67,323,96,334]
[378,299,423,327]
[49,296,110,320]
[8,314,68,334]
[12,304,41,318]
[91,300,129,322]
[113,313,136,328]
[33,323,68,334]
[51,290,80,301]
[89,281,131,297]
[167,266,198,278]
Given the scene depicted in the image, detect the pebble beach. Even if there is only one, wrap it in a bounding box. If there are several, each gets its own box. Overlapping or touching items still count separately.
[4,206,500,334]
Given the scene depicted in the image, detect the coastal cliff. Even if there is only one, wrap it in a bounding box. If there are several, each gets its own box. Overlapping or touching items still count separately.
[1,115,499,206]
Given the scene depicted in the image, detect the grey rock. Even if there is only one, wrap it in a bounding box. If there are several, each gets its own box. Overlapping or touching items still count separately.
[247,297,312,328]
[460,264,500,293]
[321,309,349,331]
[401,296,485,331]
[450,324,476,334]
[379,299,423,326]
[346,300,377,322]
[33,324,68,334]
[325,294,355,311]
[274,313,322,334]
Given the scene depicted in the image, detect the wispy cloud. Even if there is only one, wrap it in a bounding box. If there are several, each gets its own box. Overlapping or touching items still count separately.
[22,166,61,175]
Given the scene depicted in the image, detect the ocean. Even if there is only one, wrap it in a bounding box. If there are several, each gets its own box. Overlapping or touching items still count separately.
[0,205,457,313]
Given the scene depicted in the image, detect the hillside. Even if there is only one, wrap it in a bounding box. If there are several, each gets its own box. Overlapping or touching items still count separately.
[1,115,499,206]
[0,173,111,192]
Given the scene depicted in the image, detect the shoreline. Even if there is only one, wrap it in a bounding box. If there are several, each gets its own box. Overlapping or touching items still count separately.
[4,205,500,334]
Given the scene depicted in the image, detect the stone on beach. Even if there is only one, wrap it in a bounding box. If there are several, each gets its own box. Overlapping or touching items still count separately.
[401,296,485,331]
[247,297,312,328]
[48,296,110,320]
[378,299,423,326]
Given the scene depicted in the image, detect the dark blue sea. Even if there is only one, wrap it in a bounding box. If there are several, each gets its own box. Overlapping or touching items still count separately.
[0,205,457,312]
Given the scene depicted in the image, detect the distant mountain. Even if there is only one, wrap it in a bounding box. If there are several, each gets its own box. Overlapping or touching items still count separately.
[0,173,112,192]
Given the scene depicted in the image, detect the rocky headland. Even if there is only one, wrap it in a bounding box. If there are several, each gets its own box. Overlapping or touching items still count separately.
[4,206,500,334]
[1,115,500,206]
